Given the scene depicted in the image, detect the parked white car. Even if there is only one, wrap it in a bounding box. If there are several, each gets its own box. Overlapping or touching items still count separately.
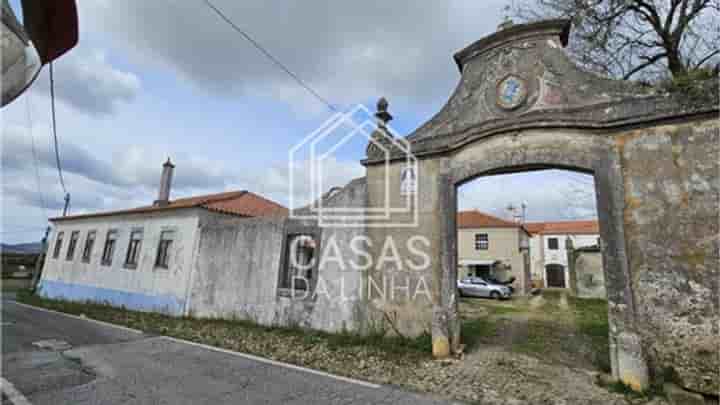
[458,277,512,299]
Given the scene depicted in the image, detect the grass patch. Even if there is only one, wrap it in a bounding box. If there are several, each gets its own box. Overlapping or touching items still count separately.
[461,317,499,351]
[569,296,611,372]
[16,290,431,363]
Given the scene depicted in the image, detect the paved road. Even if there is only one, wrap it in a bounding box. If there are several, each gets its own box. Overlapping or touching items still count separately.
[1,297,456,404]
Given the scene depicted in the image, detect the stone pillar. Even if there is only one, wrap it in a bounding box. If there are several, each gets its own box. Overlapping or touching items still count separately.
[566,237,578,296]
[595,156,649,391]
[434,172,460,358]
[519,233,531,295]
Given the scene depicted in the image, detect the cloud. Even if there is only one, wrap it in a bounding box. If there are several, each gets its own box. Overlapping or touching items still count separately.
[458,170,598,221]
[77,1,506,111]
[1,124,230,191]
[1,123,363,216]
[33,49,141,116]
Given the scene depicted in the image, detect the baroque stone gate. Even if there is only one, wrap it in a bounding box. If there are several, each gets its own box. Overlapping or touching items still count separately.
[362,20,718,395]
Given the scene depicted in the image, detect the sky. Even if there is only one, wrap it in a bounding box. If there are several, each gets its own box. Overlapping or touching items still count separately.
[1,1,596,243]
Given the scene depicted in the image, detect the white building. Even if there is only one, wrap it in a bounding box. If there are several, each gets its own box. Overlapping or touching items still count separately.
[38,159,288,315]
[526,220,600,288]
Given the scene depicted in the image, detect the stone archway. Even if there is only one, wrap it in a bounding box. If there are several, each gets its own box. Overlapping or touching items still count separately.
[434,128,646,388]
[362,19,718,394]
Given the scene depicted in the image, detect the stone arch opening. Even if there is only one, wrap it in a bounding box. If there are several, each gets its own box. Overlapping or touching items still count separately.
[434,129,649,388]
[361,18,717,394]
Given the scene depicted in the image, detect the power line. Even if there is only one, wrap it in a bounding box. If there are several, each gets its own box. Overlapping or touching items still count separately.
[202,0,338,112]
[49,61,71,216]
[49,62,67,193]
[26,91,49,220]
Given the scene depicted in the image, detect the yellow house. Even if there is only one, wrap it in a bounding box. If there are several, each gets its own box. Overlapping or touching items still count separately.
[457,210,531,293]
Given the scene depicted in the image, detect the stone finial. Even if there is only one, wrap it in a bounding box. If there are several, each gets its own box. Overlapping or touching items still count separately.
[163,157,175,168]
[375,97,393,126]
[498,18,514,31]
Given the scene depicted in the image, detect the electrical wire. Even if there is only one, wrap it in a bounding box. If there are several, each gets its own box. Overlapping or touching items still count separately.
[49,62,67,194]
[202,0,338,112]
[26,91,49,220]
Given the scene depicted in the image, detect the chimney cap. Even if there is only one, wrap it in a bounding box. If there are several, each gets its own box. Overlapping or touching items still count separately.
[163,157,175,168]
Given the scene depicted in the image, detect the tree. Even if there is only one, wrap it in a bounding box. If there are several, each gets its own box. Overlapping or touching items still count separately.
[511,0,720,81]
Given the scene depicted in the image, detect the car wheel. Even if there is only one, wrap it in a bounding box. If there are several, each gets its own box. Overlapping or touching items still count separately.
[490,291,501,300]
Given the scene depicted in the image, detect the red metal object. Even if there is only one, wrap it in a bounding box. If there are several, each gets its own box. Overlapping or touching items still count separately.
[20,0,78,64]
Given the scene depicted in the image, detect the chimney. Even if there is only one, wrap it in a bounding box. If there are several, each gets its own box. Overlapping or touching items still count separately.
[154,158,174,206]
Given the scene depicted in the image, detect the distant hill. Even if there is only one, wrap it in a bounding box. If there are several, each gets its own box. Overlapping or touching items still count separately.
[1,242,42,254]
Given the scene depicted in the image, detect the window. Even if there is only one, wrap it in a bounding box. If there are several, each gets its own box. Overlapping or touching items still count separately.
[52,232,64,259]
[124,229,143,268]
[548,237,559,250]
[155,230,174,269]
[475,233,489,250]
[101,230,118,266]
[279,234,317,292]
[82,231,96,263]
[66,231,80,260]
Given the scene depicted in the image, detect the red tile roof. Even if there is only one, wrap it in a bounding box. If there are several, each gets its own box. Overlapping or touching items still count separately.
[524,220,599,235]
[50,190,288,222]
[457,210,523,229]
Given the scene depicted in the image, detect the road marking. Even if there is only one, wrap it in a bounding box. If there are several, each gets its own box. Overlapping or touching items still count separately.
[32,339,72,351]
[8,301,143,335]
[161,336,382,389]
[11,302,380,390]
[1,377,32,405]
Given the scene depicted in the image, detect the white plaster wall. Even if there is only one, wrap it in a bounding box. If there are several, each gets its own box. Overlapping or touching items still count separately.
[529,234,544,282]
[40,208,203,311]
[190,207,366,333]
[188,216,285,324]
[541,233,599,287]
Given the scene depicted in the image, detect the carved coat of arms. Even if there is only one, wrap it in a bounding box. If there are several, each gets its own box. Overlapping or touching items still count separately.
[496,75,528,110]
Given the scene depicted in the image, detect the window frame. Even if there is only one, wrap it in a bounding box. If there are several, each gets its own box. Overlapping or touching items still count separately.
[277,223,321,299]
[154,230,175,269]
[53,231,64,259]
[82,230,96,263]
[101,229,118,266]
[548,237,559,250]
[474,233,489,250]
[65,231,80,261]
[124,229,143,269]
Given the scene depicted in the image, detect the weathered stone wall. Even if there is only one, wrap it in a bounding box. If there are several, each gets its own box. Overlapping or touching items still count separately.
[188,215,286,324]
[618,120,719,394]
[571,248,606,299]
[365,158,439,338]
[189,179,369,333]
[361,18,718,395]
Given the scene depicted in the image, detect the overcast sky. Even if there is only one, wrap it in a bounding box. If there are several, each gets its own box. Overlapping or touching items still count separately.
[1,1,596,243]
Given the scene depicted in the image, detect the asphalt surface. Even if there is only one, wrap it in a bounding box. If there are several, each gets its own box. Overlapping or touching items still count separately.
[1,295,455,404]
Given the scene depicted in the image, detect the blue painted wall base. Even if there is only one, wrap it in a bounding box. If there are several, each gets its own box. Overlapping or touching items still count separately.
[38,279,185,315]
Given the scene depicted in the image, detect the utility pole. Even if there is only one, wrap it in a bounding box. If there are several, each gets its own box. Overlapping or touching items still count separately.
[31,226,51,293]
[62,192,70,216]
